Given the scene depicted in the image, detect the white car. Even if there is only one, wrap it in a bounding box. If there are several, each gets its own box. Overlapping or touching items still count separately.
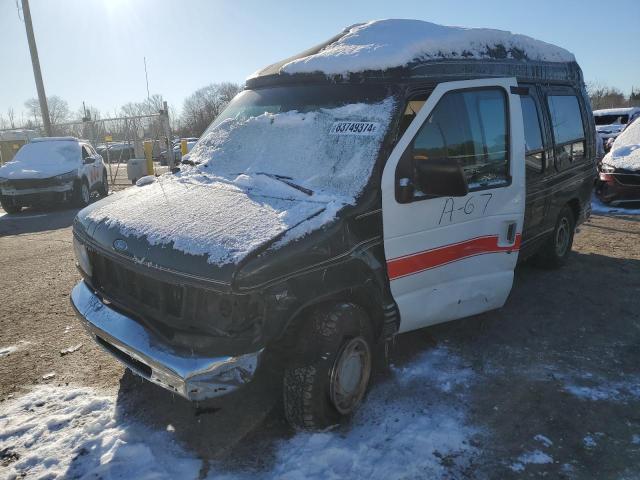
[593,107,640,145]
[0,137,108,214]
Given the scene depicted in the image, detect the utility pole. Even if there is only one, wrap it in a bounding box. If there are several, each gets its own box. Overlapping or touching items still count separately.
[21,0,52,136]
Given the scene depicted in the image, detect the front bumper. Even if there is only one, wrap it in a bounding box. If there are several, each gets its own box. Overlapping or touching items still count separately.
[597,172,640,205]
[1,183,74,196]
[70,281,262,401]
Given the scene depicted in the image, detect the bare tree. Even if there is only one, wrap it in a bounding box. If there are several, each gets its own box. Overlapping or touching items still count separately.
[23,95,70,125]
[181,82,242,136]
[587,82,627,110]
[7,108,15,129]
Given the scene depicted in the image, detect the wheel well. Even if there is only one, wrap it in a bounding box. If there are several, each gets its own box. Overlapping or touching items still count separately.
[283,289,387,345]
[567,198,580,222]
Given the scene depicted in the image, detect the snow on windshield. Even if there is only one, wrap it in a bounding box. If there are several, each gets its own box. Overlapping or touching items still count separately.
[603,119,640,171]
[0,141,80,179]
[87,98,395,265]
[280,19,575,76]
[188,97,395,201]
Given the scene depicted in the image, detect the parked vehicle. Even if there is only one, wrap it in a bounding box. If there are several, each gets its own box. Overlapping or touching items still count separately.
[160,138,198,165]
[0,137,108,213]
[70,20,596,430]
[593,107,640,149]
[596,117,640,205]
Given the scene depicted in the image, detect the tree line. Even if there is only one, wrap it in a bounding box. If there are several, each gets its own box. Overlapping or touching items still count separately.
[0,82,242,138]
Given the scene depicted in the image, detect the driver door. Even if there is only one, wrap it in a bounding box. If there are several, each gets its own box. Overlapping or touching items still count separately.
[381,78,525,333]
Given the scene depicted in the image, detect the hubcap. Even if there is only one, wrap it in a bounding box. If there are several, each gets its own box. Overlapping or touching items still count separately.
[82,184,90,203]
[555,217,570,256]
[329,336,372,415]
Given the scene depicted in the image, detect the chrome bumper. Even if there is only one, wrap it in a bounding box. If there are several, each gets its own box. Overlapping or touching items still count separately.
[70,281,262,401]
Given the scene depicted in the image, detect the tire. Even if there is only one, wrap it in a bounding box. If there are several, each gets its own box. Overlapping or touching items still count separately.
[74,179,91,207]
[283,303,373,430]
[535,205,575,268]
[0,196,21,214]
[98,170,109,197]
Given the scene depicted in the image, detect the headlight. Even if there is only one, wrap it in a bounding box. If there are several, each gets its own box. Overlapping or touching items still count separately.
[54,170,77,183]
[600,164,615,173]
[73,236,92,277]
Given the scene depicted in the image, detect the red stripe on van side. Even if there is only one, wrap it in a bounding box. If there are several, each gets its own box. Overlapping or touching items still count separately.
[387,233,521,280]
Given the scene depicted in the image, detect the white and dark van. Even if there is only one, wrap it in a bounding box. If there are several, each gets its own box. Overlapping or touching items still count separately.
[70,20,596,429]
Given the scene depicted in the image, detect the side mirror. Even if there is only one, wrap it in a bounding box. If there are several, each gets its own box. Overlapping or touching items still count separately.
[83,156,95,164]
[415,158,468,197]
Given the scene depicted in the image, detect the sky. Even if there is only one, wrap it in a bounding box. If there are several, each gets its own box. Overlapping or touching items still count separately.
[1,0,638,125]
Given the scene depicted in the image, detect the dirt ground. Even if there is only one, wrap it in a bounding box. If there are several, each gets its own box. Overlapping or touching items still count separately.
[0,204,639,478]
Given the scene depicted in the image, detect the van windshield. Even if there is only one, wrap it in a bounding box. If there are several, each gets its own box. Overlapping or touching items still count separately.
[594,114,629,126]
[188,84,397,201]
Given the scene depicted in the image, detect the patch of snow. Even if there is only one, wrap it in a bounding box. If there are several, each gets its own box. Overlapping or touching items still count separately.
[42,372,56,380]
[135,175,156,187]
[593,107,640,117]
[509,450,553,473]
[534,434,553,447]
[88,99,395,265]
[280,19,575,76]
[0,346,18,357]
[0,386,201,479]
[602,118,640,171]
[583,435,597,448]
[0,347,478,479]
[632,434,640,445]
[563,378,640,402]
[212,346,478,479]
[591,196,640,215]
[0,139,81,180]
[0,341,30,358]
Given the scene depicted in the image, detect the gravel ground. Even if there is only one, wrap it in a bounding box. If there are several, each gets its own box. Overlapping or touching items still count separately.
[0,203,638,478]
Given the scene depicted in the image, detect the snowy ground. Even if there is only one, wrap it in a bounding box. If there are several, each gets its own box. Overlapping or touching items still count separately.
[591,196,640,215]
[0,347,479,479]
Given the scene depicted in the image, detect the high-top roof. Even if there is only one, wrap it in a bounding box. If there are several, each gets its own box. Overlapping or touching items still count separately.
[249,19,577,83]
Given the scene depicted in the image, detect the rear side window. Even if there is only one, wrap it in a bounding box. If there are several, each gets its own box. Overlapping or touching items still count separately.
[81,145,91,159]
[521,96,544,173]
[547,95,585,166]
[408,88,509,192]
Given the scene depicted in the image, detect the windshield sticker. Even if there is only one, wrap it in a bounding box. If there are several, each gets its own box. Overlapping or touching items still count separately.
[329,121,380,136]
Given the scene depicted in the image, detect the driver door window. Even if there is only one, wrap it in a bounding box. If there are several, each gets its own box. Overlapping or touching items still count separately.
[398,88,509,201]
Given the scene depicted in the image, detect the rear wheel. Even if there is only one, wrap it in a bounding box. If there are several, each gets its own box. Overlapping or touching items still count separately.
[283,303,373,430]
[535,205,575,268]
[74,179,91,207]
[98,170,109,197]
[0,196,21,214]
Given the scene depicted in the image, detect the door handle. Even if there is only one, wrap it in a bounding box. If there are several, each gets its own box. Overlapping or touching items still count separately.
[506,222,517,244]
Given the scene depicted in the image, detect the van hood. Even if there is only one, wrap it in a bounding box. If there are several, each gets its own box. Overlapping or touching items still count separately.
[77,173,346,285]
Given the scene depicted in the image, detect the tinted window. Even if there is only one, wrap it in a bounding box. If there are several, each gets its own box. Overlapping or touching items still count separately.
[521,96,544,173]
[410,88,509,191]
[547,95,585,144]
[547,94,586,166]
[81,145,90,159]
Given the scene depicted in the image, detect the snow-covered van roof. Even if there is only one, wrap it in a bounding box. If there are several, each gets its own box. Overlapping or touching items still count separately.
[593,107,640,116]
[250,19,576,82]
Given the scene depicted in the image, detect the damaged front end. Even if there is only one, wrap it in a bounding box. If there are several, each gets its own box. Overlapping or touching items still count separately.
[71,280,262,401]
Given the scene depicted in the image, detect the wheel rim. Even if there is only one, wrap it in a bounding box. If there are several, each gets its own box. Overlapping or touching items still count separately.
[555,217,570,256]
[329,336,372,415]
[82,184,90,204]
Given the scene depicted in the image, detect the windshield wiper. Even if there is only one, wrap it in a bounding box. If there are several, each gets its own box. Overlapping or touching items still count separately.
[255,172,313,196]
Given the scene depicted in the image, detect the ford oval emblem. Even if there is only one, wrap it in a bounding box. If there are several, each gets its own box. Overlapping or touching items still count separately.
[113,239,128,252]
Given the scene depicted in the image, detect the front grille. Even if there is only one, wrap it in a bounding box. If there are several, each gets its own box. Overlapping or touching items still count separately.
[615,174,640,186]
[89,251,258,339]
[6,178,57,190]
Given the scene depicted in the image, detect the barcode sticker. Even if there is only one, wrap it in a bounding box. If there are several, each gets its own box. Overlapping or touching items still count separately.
[329,121,380,136]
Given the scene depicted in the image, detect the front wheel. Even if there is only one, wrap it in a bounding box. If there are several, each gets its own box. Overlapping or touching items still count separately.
[74,179,91,207]
[535,205,575,268]
[0,196,21,214]
[283,303,373,430]
[98,170,109,197]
